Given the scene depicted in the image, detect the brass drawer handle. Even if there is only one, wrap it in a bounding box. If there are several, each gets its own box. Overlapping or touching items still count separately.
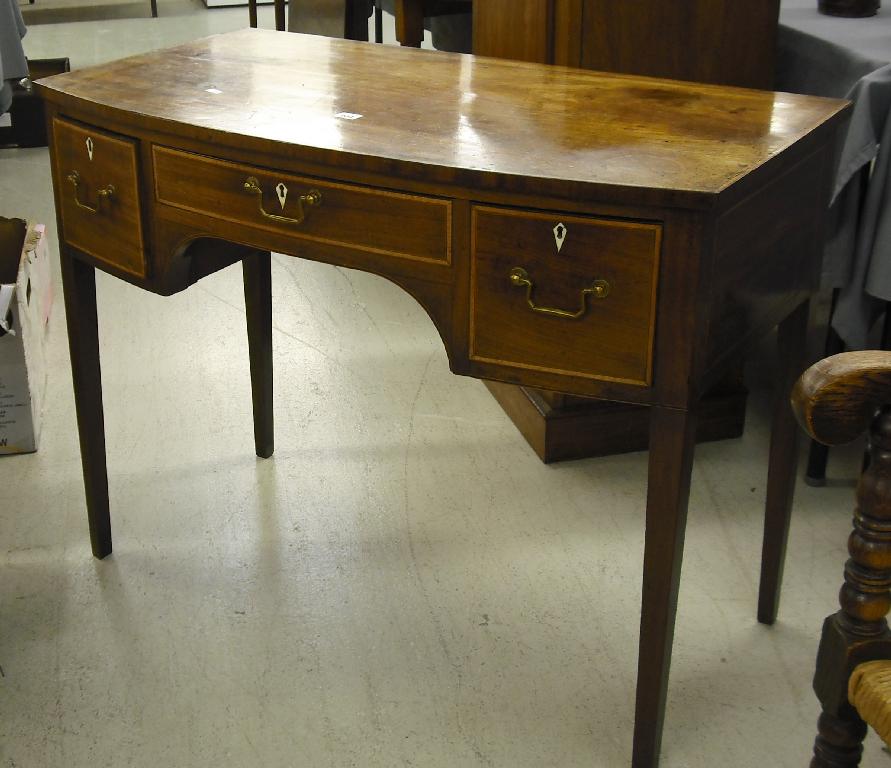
[66,171,115,214]
[243,176,322,225]
[509,266,610,319]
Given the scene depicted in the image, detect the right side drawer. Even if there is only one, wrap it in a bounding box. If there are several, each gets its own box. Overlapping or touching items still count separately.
[470,205,662,387]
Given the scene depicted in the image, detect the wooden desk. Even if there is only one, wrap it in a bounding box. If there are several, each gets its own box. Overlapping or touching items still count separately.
[36,29,849,768]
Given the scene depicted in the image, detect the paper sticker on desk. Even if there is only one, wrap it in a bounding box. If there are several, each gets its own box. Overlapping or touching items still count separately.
[275,182,288,209]
[553,223,567,253]
[335,112,363,120]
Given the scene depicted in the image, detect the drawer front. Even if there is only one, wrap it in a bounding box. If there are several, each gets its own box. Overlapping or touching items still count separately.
[153,147,451,265]
[470,206,661,386]
[52,118,146,277]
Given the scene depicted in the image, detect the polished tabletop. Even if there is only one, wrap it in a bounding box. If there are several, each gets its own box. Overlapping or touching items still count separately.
[37,28,847,207]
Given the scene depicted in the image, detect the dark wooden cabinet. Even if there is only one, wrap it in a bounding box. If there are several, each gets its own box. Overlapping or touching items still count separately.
[473,0,780,89]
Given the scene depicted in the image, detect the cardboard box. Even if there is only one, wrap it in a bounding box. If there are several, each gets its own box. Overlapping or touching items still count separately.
[0,218,53,454]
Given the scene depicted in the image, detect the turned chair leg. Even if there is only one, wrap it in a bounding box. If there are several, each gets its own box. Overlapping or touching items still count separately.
[792,370,891,768]
[811,711,868,768]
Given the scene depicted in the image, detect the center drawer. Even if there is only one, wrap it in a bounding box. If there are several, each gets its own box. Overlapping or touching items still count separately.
[470,205,661,387]
[152,147,451,265]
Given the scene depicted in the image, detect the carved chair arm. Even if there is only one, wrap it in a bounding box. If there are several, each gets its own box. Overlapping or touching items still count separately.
[792,351,891,446]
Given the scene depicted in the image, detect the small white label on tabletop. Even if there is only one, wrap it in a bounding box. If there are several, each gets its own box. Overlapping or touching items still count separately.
[335,112,363,120]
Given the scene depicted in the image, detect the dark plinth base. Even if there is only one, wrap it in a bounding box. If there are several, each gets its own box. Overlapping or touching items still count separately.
[818,0,879,17]
[486,382,748,464]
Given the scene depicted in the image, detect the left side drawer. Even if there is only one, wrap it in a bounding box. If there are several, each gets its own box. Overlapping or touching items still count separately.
[52,118,146,277]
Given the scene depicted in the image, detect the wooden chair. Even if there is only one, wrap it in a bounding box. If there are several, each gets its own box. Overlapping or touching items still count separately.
[793,352,891,766]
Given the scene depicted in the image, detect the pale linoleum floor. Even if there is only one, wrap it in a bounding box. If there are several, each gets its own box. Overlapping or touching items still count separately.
[0,4,885,766]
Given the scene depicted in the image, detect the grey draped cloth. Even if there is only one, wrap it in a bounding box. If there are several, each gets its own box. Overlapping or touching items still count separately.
[777,1,891,348]
[0,0,28,114]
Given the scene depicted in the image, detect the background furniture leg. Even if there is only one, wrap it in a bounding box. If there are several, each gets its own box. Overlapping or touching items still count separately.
[248,0,258,27]
[632,404,699,768]
[344,0,372,40]
[394,0,424,46]
[758,298,813,624]
[374,0,383,43]
[243,251,274,459]
[150,0,157,17]
[60,252,111,558]
[806,290,844,486]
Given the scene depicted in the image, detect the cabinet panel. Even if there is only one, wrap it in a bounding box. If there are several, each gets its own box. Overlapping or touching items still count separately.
[474,0,780,89]
[472,0,553,62]
[579,0,780,89]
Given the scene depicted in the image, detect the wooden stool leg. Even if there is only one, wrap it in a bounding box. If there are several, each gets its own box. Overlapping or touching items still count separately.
[61,251,112,559]
[811,711,867,768]
[632,404,699,768]
[243,251,274,459]
[758,299,812,624]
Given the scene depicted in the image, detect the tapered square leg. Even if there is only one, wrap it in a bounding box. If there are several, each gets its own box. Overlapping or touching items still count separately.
[758,298,812,624]
[632,404,699,768]
[243,251,274,459]
[60,251,111,559]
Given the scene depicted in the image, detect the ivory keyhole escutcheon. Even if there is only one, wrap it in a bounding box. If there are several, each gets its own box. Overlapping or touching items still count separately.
[553,222,567,253]
[275,182,288,209]
[86,137,94,161]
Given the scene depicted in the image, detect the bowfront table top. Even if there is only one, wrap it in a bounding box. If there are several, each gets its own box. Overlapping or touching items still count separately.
[40,28,842,207]
[35,28,850,768]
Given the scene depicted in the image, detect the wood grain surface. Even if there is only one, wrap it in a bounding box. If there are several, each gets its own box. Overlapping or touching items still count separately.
[793,351,891,445]
[36,28,848,209]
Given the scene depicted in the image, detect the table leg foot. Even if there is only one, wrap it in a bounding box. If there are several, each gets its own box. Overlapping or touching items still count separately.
[758,298,812,625]
[243,251,274,459]
[61,251,111,559]
[632,404,698,768]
